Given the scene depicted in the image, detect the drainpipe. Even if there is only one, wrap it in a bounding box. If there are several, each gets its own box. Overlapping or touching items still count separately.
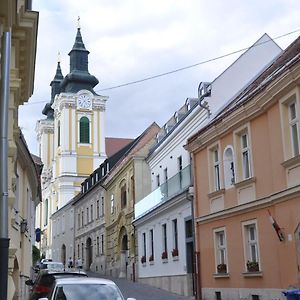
[0,31,11,300]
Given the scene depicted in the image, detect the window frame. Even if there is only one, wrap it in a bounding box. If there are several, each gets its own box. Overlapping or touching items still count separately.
[213,227,228,273]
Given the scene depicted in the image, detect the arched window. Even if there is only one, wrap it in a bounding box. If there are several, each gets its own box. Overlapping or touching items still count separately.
[57,120,61,147]
[223,146,235,189]
[80,116,90,143]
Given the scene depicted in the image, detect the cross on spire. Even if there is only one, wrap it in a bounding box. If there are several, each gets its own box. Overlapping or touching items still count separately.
[77,16,81,29]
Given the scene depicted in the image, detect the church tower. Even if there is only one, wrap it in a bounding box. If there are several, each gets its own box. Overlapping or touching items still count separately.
[36,24,107,257]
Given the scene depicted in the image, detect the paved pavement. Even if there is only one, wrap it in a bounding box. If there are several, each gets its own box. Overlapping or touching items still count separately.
[87,271,195,300]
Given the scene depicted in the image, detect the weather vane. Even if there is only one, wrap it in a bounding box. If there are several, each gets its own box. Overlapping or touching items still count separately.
[77,16,81,29]
[57,51,61,63]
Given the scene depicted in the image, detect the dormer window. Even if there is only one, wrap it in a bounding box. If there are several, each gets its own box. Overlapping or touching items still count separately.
[186,99,191,111]
[174,112,179,123]
[164,124,169,134]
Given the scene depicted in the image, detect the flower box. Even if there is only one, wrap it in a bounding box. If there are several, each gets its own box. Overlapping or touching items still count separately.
[171,248,179,257]
[149,255,154,262]
[217,263,227,273]
[161,251,168,260]
[246,261,259,272]
[140,256,146,264]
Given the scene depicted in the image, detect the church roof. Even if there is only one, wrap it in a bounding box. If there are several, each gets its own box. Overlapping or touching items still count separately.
[105,137,134,157]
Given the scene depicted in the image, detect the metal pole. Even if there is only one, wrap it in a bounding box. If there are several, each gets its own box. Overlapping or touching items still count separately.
[0,31,11,300]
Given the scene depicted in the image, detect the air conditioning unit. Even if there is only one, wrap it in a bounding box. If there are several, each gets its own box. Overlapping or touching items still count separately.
[198,82,212,98]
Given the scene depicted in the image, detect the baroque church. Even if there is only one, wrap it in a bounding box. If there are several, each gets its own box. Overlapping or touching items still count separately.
[36,25,109,258]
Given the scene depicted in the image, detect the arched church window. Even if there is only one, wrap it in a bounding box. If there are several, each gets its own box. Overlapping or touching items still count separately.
[223,146,235,189]
[80,116,90,143]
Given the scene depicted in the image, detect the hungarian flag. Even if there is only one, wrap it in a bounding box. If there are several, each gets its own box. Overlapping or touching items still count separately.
[268,210,284,242]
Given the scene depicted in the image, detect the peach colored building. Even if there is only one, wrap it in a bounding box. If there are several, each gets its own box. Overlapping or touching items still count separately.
[186,37,300,300]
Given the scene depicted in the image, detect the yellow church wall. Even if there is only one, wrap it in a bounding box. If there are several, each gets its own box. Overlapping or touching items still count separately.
[77,157,93,176]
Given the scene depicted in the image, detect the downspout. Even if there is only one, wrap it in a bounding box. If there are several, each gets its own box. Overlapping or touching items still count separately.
[0,31,11,300]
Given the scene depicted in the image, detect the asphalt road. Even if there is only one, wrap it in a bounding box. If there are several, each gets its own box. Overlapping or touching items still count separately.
[87,271,195,300]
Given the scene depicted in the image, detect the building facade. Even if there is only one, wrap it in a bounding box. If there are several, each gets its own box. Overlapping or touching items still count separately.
[0,1,40,299]
[36,26,108,258]
[186,37,300,300]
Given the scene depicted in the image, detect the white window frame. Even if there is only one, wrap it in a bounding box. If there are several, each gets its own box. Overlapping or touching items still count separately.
[242,219,261,271]
[213,227,228,272]
[288,101,300,157]
[241,133,251,179]
[110,194,114,214]
[172,219,178,251]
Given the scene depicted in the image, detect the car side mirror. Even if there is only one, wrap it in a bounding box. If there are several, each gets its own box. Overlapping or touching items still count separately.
[25,279,34,286]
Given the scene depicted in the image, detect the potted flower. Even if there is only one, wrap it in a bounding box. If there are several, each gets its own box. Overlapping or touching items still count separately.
[161,251,168,260]
[149,254,154,262]
[140,255,146,264]
[217,263,227,273]
[171,248,179,257]
[246,260,259,272]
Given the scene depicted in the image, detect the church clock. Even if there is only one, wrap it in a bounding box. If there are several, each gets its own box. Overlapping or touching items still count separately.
[77,93,92,109]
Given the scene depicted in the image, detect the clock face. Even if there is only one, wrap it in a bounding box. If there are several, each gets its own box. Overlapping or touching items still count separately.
[77,94,92,109]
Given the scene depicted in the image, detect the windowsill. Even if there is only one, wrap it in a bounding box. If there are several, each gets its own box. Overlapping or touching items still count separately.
[234,176,256,188]
[78,143,92,147]
[149,261,154,265]
[213,273,230,278]
[172,256,179,261]
[208,188,225,199]
[242,271,263,277]
[162,258,168,264]
[281,155,300,168]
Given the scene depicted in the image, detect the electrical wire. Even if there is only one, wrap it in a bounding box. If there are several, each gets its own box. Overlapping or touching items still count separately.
[24,28,300,105]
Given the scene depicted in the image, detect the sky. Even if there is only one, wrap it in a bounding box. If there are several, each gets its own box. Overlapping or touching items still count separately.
[19,0,300,155]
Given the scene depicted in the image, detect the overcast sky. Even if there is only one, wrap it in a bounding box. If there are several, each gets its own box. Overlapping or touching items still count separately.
[19,0,300,155]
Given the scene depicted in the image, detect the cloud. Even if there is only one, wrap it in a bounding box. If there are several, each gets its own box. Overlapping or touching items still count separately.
[20,0,300,155]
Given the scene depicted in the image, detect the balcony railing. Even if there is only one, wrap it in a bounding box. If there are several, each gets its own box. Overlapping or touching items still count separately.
[135,165,192,220]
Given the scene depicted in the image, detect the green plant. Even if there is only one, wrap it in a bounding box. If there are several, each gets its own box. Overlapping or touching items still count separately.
[32,245,40,266]
[149,254,154,262]
[171,248,179,257]
[141,255,146,264]
[247,260,259,272]
[217,263,227,273]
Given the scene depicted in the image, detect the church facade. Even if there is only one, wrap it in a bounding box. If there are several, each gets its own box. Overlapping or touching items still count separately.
[36,26,107,258]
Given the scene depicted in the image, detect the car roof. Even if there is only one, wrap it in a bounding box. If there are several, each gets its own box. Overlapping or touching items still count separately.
[54,277,116,285]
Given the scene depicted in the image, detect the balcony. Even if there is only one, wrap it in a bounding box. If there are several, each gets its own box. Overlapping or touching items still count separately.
[135,165,192,220]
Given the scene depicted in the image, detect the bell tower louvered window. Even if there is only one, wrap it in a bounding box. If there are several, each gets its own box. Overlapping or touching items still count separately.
[79,116,89,143]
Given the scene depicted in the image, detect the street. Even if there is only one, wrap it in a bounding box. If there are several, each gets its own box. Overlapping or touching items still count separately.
[87,271,195,300]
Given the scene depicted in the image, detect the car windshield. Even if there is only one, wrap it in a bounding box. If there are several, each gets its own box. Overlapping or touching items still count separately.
[41,263,64,270]
[53,284,124,300]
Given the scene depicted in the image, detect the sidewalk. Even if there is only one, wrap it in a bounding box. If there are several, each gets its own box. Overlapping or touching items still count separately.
[87,271,195,300]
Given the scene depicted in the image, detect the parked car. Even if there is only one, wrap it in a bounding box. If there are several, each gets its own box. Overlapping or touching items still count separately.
[38,277,136,300]
[25,270,88,300]
[39,262,64,271]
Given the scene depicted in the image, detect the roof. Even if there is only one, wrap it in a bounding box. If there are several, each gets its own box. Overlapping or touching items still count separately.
[105,137,134,157]
[187,35,300,146]
[54,277,116,285]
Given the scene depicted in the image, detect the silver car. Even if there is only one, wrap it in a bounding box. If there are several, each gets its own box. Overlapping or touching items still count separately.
[38,277,136,300]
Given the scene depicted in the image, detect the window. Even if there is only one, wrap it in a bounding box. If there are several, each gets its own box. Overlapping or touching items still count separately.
[223,146,235,188]
[121,183,127,209]
[243,220,260,272]
[142,232,146,257]
[214,228,227,273]
[172,219,178,251]
[77,244,80,258]
[178,156,183,187]
[101,197,104,216]
[44,199,48,226]
[57,120,61,147]
[97,236,99,256]
[289,101,300,156]
[234,125,253,182]
[110,194,114,214]
[149,229,154,259]
[81,211,84,227]
[162,224,167,253]
[90,204,93,221]
[241,133,251,179]
[156,174,160,187]
[96,200,100,219]
[210,146,221,191]
[78,213,80,229]
[79,116,90,143]
[101,234,104,254]
[86,207,89,223]
[81,243,84,259]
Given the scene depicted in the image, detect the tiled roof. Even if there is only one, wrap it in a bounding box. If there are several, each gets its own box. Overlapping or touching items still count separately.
[105,137,134,157]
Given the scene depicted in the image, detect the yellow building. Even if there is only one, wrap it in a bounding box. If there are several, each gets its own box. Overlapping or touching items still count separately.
[36,25,108,258]
[104,122,160,279]
[0,0,40,299]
